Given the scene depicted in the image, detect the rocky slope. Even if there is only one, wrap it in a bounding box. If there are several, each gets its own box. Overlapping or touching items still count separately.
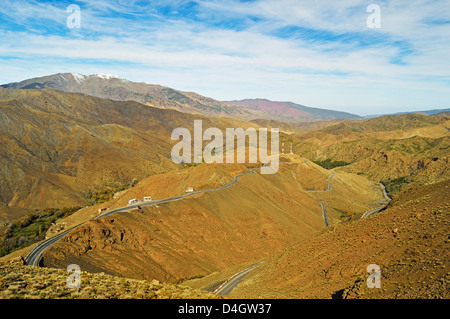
[0,87,174,221]
[180,114,450,298]
[0,87,257,223]
[193,178,449,299]
[37,157,383,284]
[1,81,447,300]
[291,113,450,190]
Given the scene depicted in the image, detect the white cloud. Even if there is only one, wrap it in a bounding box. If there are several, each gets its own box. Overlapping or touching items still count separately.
[0,0,449,114]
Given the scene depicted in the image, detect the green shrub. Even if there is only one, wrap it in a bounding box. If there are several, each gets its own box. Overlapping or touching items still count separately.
[381,176,410,195]
[312,158,350,169]
[87,181,137,204]
[0,206,81,257]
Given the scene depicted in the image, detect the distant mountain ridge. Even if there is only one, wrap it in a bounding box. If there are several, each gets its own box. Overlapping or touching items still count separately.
[1,73,259,121]
[365,108,450,118]
[226,98,361,122]
[393,108,450,116]
[2,73,361,122]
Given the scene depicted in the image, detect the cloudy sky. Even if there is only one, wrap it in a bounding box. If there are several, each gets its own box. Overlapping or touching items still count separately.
[0,0,449,115]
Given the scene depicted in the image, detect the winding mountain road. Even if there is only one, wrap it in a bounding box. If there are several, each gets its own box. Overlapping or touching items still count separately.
[212,165,393,295]
[22,160,368,295]
[213,262,264,295]
[361,183,392,218]
[24,161,333,265]
[213,164,335,295]
[305,171,335,226]
[24,168,261,266]
[23,160,338,296]
[305,172,335,193]
[25,225,81,267]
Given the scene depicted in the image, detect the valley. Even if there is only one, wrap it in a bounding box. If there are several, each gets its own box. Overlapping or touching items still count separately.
[27,157,385,283]
[0,78,448,300]
[1,0,449,306]
[0,87,260,223]
[210,179,449,299]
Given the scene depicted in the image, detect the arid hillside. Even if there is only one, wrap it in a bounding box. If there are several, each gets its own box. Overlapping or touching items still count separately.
[291,113,450,192]
[221,178,449,299]
[0,87,258,223]
[181,113,450,299]
[1,83,447,300]
[33,156,384,284]
[249,118,349,134]
[42,163,254,238]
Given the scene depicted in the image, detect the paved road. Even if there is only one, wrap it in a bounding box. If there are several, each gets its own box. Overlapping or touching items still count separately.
[305,172,335,226]
[24,159,388,299]
[380,183,392,202]
[24,169,258,266]
[214,262,264,295]
[361,182,392,218]
[305,172,335,193]
[25,225,81,266]
[213,165,396,295]
[214,163,334,295]
[318,200,329,227]
[24,163,336,267]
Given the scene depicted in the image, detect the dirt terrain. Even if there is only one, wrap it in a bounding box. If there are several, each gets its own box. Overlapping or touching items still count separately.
[209,179,450,299]
[292,113,450,185]
[36,157,383,284]
[0,87,259,223]
[1,86,448,299]
[182,114,450,298]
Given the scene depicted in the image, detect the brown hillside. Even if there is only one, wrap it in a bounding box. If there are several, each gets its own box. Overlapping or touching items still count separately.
[38,159,382,283]
[227,179,449,299]
[0,88,260,223]
[291,114,450,190]
[43,163,252,237]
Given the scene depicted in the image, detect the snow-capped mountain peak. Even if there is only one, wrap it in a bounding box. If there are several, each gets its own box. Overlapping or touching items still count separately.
[91,73,121,80]
[70,73,88,83]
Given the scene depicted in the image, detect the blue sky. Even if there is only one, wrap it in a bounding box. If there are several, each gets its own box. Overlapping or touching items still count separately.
[0,0,449,115]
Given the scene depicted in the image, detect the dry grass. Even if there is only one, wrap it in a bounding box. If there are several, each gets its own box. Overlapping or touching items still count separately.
[0,258,219,299]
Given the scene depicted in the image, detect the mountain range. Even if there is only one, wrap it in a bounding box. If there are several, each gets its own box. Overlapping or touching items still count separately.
[226,98,361,122]
[365,108,450,118]
[3,73,448,123]
[0,73,449,300]
[2,73,362,123]
[1,73,257,120]
[0,86,257,221]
